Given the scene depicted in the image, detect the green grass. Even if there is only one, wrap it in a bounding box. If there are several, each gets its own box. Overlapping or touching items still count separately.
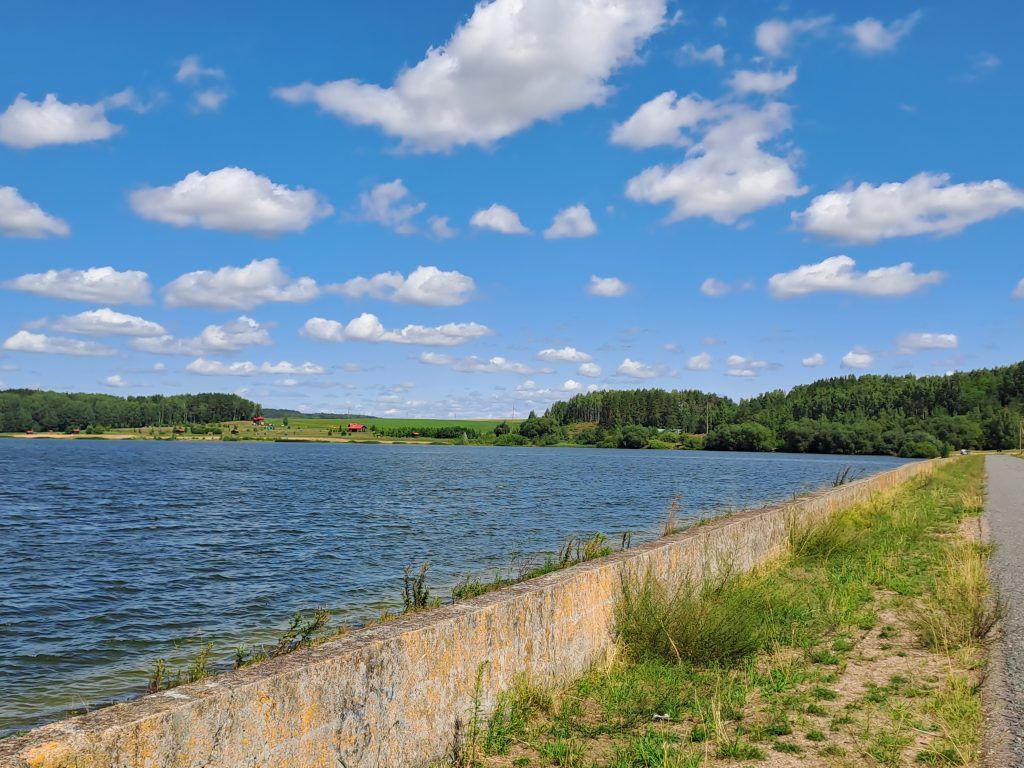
[466,457,995,768]
[263,417,520,432]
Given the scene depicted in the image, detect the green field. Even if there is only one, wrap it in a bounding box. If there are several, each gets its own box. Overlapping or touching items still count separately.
[263,417,521,432]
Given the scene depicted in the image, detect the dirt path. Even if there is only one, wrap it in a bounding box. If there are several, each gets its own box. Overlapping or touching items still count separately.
[983,454,1024,766]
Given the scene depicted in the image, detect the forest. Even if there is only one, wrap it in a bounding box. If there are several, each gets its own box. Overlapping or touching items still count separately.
[533,362,1024,457]
[0,390,259,433]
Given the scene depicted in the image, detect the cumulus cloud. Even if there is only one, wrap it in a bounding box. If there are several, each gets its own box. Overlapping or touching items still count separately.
[129,167,333,235]
[725,354,777,377]
[537,346,592,363]
[105,374,128,388]
[185,358,325,376]
[2,330,115,356]
[423,353,538,374]
[359,179,426,234]
[4,266,151,304]
[0,90,138,149]
[610,91,716,149]
[793,173,1024,243]
[802,353,825,367]
[53,308,166,337]
[755,16,831,57]
[841,348,874,369]
[625,101,806,224]
[700,278,731,297]
[193,89,228,112]
[728,67,797,95]
[680,43,724,66]
[274,0,666,152]
[0,187,70,238]
[303,313,492,347]
[429,215,457,239]
[687,352,712,371]
[587,275,630,297]
[470,203,529,234]
[578,362,602,377]
[176,55,225,83]
[768,255,945,298]
[132,316,271,356]
[847,12,921,54]
[896,332,958,353]
[330,265,475,306]
[617,358,659,379]
[544,204,597,239]
[163,258,318,310]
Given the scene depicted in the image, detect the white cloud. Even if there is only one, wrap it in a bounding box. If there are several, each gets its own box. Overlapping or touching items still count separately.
[847,12,921,54]
[1014,278,1024,299]
[755,16,831,57]
[163,258,318,310]
[802,353,825,367]
[176,55,225,83]
[841,348,874,369]
[768,255,945,298]
[470,204,529,234]
[0,187,70,238]
[728,67,797,95]
[105,374,128,388]
[359,179,425,234]
[4,266,151,304]
[617,358,659,379]
[537,346,592,363]
[133,316,271,355]
[419,352,536,374]
[793,173,1024,243]
[274,0,667,152]
[0,91,137,149]
[896,332,958,353]
[2,330,115,356]
[130,167,333,235]
[193,89,228,112]
[725,354,777,377]
[680,43,724,66]
[625,101,806,224]
[53,308,166,337]
[330,265,475,306]
[185,358,325,376]
[587,275,630,297]
[562,379,582,391]
[303,313,492,347]
[578,362,602,377]
[544,204,597,239]
[687,352,712,371]
[429,215,457,239]
[700,278,730,297]
[610,91,715,149]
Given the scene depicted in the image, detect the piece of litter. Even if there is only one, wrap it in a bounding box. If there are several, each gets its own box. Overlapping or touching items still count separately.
[652,713,670,721]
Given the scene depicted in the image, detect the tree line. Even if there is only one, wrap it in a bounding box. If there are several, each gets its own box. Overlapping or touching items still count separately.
[0,389,260,433]
[533,362,1024,457]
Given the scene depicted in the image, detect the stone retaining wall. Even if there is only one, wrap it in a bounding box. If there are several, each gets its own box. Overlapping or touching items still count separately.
[0,458,943,768]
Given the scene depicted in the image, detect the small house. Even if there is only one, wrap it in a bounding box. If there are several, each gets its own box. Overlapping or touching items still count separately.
[347,422,367,433]
[252,415,265,426]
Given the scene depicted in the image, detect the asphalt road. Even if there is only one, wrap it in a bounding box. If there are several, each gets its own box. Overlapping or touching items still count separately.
[984,455,1024,766]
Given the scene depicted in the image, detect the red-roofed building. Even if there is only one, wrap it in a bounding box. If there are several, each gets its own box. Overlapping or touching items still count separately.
[347,422,367,433]
[252,415,265,425]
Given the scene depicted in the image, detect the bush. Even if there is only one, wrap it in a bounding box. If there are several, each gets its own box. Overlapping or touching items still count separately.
[494,432,530,446]
[617,425,650,449]
[616,569,770,665]
[705,422,776,452]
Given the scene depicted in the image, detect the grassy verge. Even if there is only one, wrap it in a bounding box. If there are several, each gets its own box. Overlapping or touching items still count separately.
[459,457,997,767]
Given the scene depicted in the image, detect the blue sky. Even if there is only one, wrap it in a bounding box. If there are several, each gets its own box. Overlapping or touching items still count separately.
[0,0,1021,418]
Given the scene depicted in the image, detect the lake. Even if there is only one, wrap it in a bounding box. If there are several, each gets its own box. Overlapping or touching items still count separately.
[0,440,911,735]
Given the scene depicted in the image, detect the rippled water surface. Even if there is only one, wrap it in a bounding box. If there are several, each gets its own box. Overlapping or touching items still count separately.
[0,440,911,734]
